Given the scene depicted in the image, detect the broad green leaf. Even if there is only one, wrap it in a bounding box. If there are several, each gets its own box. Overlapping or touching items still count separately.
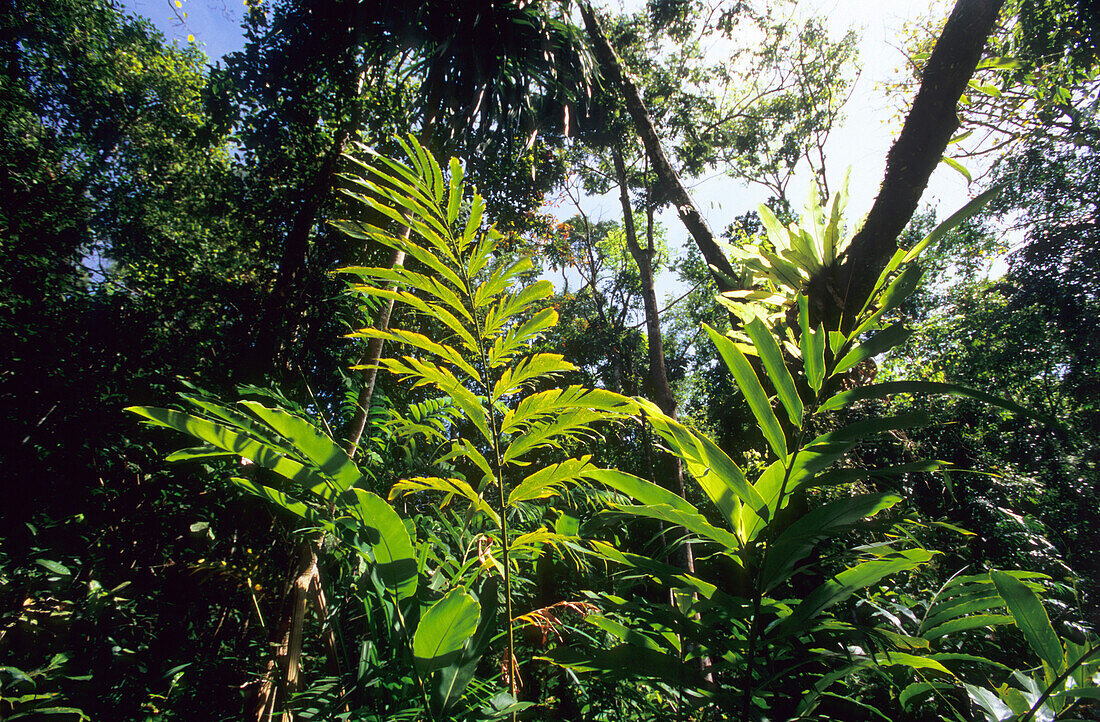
[543,645,713,692]
[923,614,1016,640]
[965,683,1015,722]
[347,488,418,601]
[587,615,673,653]
[833,323,911,376]
[1052,687,1100,705]
[873,651,953,676]
[509,530,580,558]
[589,468,702,516]
[924,585,1010,632]
[705,325,787,458]
[773,549,934,638]
[821,381,1043,422]
[991,570,1065,673]
[759,203,792,253]
[862,186,999,316]
[164,446,235,462]
[930,653,1012,671]
[852,264,923,338]
[465,234,495,279]
[640,402,767,526]
[126,407,317,491]
[177,393,293,450]
[463,194,484,249]
[241,402,363,493]
[231,478,322,530]
[762,493,902,591]
[900,682,956,710]
[354,265,470,322]
[589,541,720,601]
[828,331,846,357]
[810,460,945,489]
[797,295,826,393]
[897,186,1003,267]
[745,317,803,427]
[434,577,498,714]
[809,411,931,444]
[609,503,744,554]
[413,589,480,675]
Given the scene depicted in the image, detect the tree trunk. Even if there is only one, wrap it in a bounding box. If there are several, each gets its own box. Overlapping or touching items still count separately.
[579,2,738,294]
[611,144,696,577]
[342,245,406,457]
[825,0,1006,327]
[342,68,446,455]
[248,55,372,380]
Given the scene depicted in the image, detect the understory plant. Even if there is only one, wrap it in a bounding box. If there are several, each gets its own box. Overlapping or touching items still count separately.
[125,143,1098,721]
[333,135,638,713]
[127,136,637,719]
[547,182,1099,720]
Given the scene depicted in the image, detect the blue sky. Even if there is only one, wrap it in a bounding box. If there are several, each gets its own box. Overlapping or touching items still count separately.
[117,0,988,300]
[122,0,246,62]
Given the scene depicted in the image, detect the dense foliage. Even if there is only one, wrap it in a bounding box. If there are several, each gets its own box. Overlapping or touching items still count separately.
[2,0,1098,720]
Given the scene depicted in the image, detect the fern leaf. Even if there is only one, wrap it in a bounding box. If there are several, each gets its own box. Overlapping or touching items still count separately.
[390,476,499,526]
[482,280,555,341]
[508,456,595,506]
[491,353,576,401]
[489,307,559,368]
[353,327,482,383]
[500,387,635,434]
[379,357,490,443]
[502,409,606,463]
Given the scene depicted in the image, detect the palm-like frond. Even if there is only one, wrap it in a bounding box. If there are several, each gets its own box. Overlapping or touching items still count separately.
[334,134,636,700]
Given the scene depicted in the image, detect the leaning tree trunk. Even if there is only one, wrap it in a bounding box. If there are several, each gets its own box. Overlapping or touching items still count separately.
[611,144,696,573]
[822,0,1007,328]
[249,58,371,381]
[341,62,446,456]
[252,78,452,721]
[579,1,738,294]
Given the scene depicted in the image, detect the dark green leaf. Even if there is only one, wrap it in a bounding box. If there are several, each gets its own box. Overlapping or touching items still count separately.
[991,570,1065,673]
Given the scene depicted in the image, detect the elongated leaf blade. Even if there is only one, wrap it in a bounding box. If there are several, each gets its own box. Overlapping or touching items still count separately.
[348,488,418,600]
[705,325,787,458]
[833,323,911,376]
[773,549,933,638]
[820,381,1045,424]
[589,468,702,516]
[640,402,767,526]
[762,493,902,591]
[609,503,744,554]
[126,407,316,490]
[745,317,803,427]
[241,402,363,493]
[922,614,1016,641]
[991,570,1065,673]
[413,589,480,675]
[797,295,826,393]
